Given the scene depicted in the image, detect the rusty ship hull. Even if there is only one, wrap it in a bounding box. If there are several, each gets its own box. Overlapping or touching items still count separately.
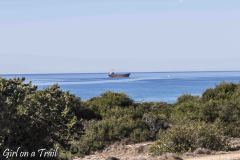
[108,73,130,78]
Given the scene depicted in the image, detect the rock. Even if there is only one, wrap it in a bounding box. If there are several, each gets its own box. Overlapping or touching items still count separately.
[131,156,147,160]
[160,153,183,160]
[105,156,120,160]
[229,138,240,151]
[184,151,194,156]
[193,148,211,155]
[135,146,145,153]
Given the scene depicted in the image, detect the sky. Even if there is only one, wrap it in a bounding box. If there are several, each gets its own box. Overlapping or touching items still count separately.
[1,0,240,74]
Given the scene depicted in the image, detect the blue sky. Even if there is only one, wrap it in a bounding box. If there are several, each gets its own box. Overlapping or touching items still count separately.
[1,0,240,74]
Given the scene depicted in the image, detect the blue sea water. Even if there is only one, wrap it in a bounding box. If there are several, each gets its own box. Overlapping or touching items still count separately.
[2,71,240,103]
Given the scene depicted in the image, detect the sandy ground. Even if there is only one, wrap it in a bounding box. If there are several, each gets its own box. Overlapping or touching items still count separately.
[185,151,240,160]
[74,138,240,160]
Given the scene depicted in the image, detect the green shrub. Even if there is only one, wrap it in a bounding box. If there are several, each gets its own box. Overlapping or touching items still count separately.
[88,91,133,107]
[86,92,134,117]
[202,83,237,101]
[142,113,169,139]
[0,78,38,156]
[172,83,240,139]
[129,128,150,143]
[0,78,97,159]
[198,99,240,137]
[176,94,200,104]
[78,121,106,155]
[215,120,240,138]
[196,123,229,150]
[77,117,151,155]
[199,100,221,122]
[172,100,201,122]
[150,121,229,155]
[218,101,240,123]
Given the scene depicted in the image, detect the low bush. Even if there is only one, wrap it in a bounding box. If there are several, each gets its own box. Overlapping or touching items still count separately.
[0,78,97,159]
[150,121,229,155]
[86,91,134,116]
[142,113,170,139]
[77,117,151,155]
[202,83,237,101]
[176,94,200,104]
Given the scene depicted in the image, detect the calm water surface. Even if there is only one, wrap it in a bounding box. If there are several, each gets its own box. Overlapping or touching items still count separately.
[2,72,240,103]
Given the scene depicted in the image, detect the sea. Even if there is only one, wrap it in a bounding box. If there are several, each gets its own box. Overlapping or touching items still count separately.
[2,71,240,103]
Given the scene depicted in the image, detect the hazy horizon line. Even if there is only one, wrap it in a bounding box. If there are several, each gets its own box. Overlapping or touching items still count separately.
[1,70,240,76]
